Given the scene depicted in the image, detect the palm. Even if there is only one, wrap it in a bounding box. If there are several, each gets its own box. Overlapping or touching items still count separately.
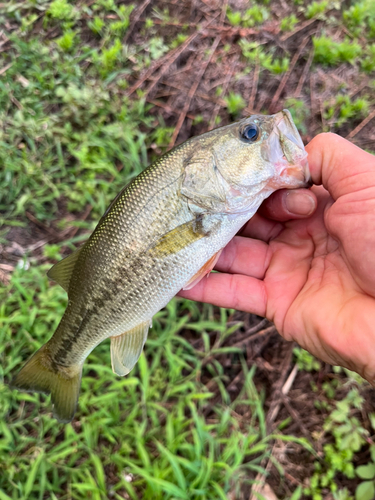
[180,134,375,383]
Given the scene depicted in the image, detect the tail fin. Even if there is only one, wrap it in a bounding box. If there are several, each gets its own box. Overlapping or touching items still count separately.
[11,344,82,423]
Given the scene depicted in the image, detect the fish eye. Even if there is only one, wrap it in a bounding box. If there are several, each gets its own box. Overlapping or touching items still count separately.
[241,124,259,143]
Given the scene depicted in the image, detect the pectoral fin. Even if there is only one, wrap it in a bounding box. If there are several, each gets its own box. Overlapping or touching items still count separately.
[183,249,222,290]
[110,320,151,376]
[47,247,83,294]
[152,217,207,256]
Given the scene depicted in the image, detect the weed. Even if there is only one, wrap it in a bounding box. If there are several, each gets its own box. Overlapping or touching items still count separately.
[361,44,375,73]
[280,14,298,31]
[343,0,375,36]
[88,16,105,35]
[226,8,241,26]
[224,92,246,116]
[239,40,290,74]
[263,56,290,74]
[47,0,76,21]
[56,29,77,51]
[148,36,169,60]
[227,5,269,28]
[93,38,123,77]
[305,388,369,499]
[306,0,329,19]
[284,98,310,134]
[356,460,375,500]
[294,347,320,372]
[324,95,369,127]
[313,35,362,65]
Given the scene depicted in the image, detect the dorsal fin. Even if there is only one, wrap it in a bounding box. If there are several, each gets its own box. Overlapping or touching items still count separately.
[47,247,82,294]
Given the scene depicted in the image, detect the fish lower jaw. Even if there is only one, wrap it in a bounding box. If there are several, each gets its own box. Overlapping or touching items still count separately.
[268,156,310,189]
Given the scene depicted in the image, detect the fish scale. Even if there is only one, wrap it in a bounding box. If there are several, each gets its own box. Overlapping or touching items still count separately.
[12,109,310,422]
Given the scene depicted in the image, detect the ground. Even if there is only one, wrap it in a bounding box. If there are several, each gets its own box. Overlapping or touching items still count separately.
[1,1,375,499]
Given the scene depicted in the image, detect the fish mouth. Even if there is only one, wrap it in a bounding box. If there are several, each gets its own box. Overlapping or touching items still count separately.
[263,109,311,188]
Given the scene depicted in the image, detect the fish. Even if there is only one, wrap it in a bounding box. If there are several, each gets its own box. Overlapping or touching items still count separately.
[12,109,310,422]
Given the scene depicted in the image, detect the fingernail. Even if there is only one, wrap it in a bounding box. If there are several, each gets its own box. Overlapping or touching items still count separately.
[285,191,316,216]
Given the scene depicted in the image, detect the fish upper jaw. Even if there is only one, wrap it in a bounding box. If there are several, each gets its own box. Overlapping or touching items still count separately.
[263,110,311,189]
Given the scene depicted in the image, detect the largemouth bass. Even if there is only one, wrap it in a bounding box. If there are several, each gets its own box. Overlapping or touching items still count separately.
[12,110,310,422]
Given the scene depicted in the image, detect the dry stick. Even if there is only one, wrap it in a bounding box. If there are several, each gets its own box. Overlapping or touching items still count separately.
[255,93,268,113]
[266,345,294,429]
[146,98,196,120]
[208,57,238,131]
[249,363,300,500]
[125,26,204,98]
[123,0,152,44]
[0,263,14,272]
[160,79,226,106]
[269,36,310,113]
[25,211,58,236]
[310,73,317,127]
[144,15,219,99]
[168,36,221,149]
[349,79,370,99]
[231,325,276,348]
[248,443,277,500]
[66,204,92,240]
[280,17,317,42]
[346,108,375,140]
[268,362,299,426]
[189,0,227,133]
[0,62,12,76]
[219,0,228,24]
[245,57,260,115]
[294,47,314,98]
[281,392,311,440]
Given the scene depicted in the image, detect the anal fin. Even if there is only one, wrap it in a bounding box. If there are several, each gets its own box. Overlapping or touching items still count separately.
[183,249,222,290]
[110,320,151,376]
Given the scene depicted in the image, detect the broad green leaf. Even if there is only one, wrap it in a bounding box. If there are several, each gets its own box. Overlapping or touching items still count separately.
[357,464,375,480]
[356,481,375,500]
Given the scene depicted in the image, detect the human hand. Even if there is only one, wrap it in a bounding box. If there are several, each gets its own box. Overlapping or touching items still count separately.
[180,133,375,384]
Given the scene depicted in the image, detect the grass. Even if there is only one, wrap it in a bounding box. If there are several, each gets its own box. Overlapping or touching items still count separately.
[1,265,280,499]
[1,0,375,498]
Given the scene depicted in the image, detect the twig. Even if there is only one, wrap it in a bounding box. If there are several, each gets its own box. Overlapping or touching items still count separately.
[159,79,226,106]
[346,108,375,140]
[231,325,276,348]
[0,263,14,272]
[255,93,268,113]
[143,15,218,99]
[219,0,228,24]
[208,56,238,131]
[147,98,196,120]
[0,62,12,76]
[269,36,310,113]
[310,73,316,120]
[294,47,314,97]
[123,0,152,43]
[249,443,276,500]
[168,37,221,149]
[125,29,200,97]
[266,346,294,429]
[280,17,317,42]
[281,391,311,440]
[25,211,57,236]
[246,57,260,115]
[66,204,92,240]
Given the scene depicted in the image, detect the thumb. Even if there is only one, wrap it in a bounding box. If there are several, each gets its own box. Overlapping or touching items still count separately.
[306,133,375,199]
